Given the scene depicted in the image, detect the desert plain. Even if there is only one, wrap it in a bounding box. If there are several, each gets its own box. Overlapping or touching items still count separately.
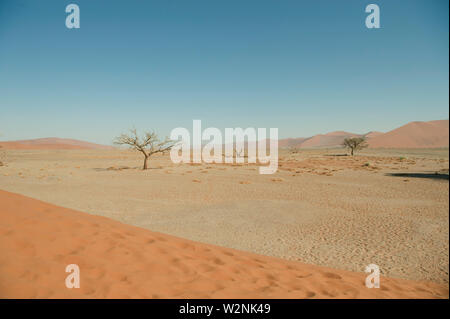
[0,146,448,298]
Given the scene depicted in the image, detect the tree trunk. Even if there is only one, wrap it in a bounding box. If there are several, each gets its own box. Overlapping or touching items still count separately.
[351,148,354,156]
[143,155,149,170]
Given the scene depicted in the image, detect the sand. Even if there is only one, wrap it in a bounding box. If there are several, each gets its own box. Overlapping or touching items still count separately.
[277,120,449,149]
[0,138,114,150]
[2,120,447,152]
[368,120,449,149]
[0,189,447,298]
[0,148,448,288]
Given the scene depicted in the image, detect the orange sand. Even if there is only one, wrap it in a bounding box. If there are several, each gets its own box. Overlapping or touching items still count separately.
[368,120,449,149]
[277,119,449,149]
[0,190,447,299]
[0,142,87,150]
[0,138,113,150]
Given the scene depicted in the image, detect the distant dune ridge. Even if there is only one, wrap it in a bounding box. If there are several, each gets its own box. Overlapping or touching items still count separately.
[296,131,360,149]
[0,120,448,150]
[280,120,449,149]
[367,120,449,148]
[0,138,114,150]
[364,131,384,139]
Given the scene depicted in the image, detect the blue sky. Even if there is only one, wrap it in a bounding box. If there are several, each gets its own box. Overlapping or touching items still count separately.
[0,0,448,145]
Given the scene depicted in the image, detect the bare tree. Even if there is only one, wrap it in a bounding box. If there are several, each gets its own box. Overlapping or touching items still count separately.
[342,137,368,156]
[114,129,176,170]
[234,146,248,158]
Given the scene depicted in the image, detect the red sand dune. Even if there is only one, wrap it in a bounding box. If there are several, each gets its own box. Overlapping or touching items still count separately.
[278,133,361,149]
[278,138,308,148]
[2,119,447,151]
[0,138,113,150]
[364,131,384,139]
[368,120,449,148]
[278,120,448,149]
[0,190,447,299]
[324,131,355,137]
[299,132,360,149]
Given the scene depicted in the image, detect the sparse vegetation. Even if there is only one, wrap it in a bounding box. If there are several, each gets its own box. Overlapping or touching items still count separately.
[342,137,368,156]
[114,129,176,170]
[234,146,246,158]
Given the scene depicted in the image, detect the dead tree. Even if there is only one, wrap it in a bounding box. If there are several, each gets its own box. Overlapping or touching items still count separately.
[234,146,246,158]
[114,129,176,170]
[342,137,368,156]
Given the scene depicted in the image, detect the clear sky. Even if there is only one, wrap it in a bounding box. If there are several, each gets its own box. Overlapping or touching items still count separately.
[0,0,448,145]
